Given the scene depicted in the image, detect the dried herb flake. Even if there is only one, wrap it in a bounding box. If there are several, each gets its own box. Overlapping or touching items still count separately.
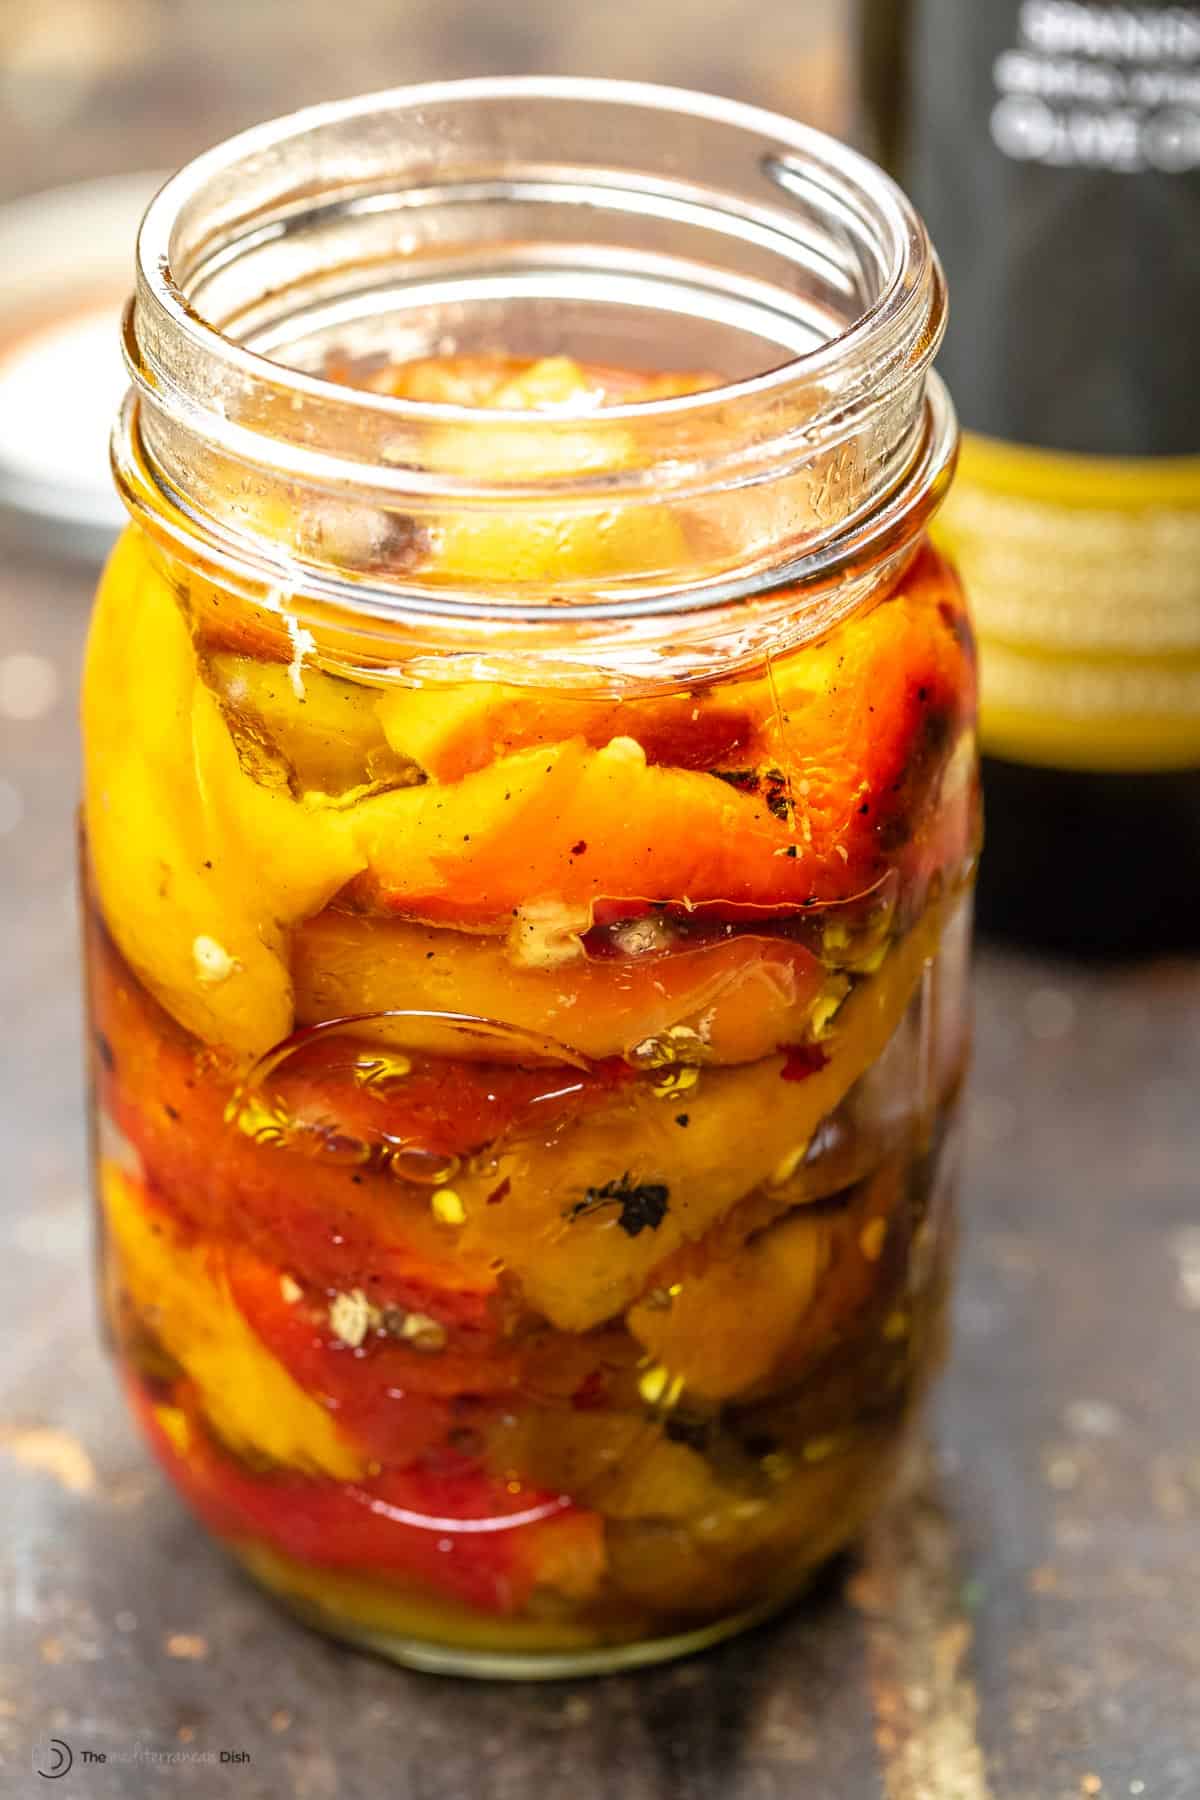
[567,1172,670,1237]
[764,768,793,821]
[711,768,760,794]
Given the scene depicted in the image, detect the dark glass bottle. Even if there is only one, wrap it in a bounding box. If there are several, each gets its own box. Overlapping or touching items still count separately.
[856,0,1200,953]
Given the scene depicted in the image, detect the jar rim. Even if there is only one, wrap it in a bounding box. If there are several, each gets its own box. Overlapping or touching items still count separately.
[134,76,938,438]
[117,77,953,649]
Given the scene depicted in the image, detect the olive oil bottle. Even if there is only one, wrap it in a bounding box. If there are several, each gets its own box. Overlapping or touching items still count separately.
[856,0,1200,952]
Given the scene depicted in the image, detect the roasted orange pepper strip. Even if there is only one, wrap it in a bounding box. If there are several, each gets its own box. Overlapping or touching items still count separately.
[352,549,974,927]
[292,910,828,1064]
[88,923,502,1328]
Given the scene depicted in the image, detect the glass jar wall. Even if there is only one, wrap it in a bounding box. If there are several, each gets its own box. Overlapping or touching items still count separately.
[83,80,978,1676]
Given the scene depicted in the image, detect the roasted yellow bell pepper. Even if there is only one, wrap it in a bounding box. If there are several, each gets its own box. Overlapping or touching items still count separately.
[84,528,365,1056]
[102,1162,362,1479]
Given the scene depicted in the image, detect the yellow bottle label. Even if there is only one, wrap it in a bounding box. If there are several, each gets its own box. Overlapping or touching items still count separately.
[935,432,1200,772]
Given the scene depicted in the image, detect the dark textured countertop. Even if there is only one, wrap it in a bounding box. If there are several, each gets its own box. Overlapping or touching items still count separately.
[3,534,1199,1800]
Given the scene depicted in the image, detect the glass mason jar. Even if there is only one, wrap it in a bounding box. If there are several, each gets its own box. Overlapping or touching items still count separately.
[83,80,978,1678]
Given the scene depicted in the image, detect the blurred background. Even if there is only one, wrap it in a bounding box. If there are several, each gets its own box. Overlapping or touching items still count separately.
[0,0,847,190]
[0,0,848,559]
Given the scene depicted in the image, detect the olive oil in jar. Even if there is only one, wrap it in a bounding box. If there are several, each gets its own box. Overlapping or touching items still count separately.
[856,0,1200,952]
